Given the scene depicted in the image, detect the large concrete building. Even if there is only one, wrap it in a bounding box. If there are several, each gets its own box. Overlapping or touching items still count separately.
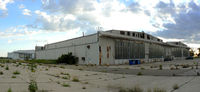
[8,50,35,60]
[35,30,190,65]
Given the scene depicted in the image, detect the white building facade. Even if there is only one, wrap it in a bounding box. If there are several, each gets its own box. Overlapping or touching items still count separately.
[8,50,35,60]
[35,30,190,65]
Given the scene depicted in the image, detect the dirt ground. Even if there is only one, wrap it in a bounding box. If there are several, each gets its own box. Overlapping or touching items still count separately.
[0,59,200,92]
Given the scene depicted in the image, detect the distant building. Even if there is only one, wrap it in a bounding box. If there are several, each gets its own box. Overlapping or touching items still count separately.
[8,50,35,60]
[35,30,190,65]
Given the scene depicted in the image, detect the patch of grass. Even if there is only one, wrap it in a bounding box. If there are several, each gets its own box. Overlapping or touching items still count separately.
[45,68,48,71]
[11,76,16,78]
[7,88,12,92]
[0,71,3,75]
[60,66,65,69]
[13,70,20,75]
[119,85,143,92]
[62,76,69,80]
[82,86,86,89]
[153,88,166,92]
[137,72,142,76]
[62,83,70,87]
[159,65,163,70]
[60,72,69,75]
[72,76,80,82]
[78,68,83,71]
[28,80,38,92]
[57,81,60,84]
[0,64,5,67]
[173,84,179,90]
[26,59,57,64]
[140,67,145,70]
[5,65,9,70]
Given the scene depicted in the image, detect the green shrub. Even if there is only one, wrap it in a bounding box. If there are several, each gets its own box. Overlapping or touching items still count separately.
[7,88,12,92]
[0,71,3,75]
[5,65,9,70]
[28,80,38,92]
[140,67,145,70]
[62,83,70,87]
[57,52,78,64]
[137,72,142,76]
[159,65,162,70]
[62,76,69,80]
[13,70,20,75]
[82,86,86,89]
[11,76,16,78]
[173,84,179,90]
[72,76,80,82]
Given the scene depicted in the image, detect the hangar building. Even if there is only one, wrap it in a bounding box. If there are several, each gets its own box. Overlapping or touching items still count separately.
[35,30,190,65]
[8,50,35,60]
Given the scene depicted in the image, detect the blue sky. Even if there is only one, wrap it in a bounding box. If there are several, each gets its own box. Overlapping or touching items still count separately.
[1,0,200,56]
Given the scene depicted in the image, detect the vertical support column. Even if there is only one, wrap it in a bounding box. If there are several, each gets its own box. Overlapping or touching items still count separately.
[181,48,184,59]
[145,43,149,62]
[99,46,102,65]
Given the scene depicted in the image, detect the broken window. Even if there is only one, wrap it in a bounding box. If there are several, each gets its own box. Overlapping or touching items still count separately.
[120,31,125,35]
[127,32,130,36]
[147,35,150,40]
[82,57,85,61]
[140,33,145,38]
[132,33,135,37]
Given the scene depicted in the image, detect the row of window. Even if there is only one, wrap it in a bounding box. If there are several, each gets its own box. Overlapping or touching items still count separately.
[119,31,163,42]
[120,31,145,39]
[115,40,145,59]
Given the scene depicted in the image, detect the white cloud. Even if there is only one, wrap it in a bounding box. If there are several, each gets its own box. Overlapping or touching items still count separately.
[18,4,25,9]
[23,9,31,16]
[2,0,200,49]
[0,0,13,17]
[0,0,13,10]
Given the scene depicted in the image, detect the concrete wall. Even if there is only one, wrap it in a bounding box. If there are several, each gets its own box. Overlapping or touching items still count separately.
[8,50,35,60]
[36,34,99,65]
[8,53,19,60]
[99,37,115,65]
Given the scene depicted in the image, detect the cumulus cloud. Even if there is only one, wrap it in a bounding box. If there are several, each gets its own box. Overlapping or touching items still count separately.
[154,1,200,44]
[23,9,31,16]
[0,25,41,38]
[0,0,13,10]
[41,0,96,14]
[2,0,200,49]
[35,0,157,34]
[0,0,13,17]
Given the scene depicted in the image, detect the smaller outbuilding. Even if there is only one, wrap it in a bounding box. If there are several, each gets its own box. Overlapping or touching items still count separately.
[8,50,35,60]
